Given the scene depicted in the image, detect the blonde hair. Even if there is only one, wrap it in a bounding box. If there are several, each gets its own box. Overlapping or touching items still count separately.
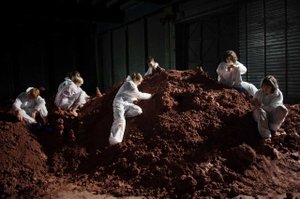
[73,76,84,86]
[68,70,81,82]
[30,88,40,98]
[130,73,143,82]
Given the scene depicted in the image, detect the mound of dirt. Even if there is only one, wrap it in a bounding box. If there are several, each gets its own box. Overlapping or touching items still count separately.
[0,69,299,198]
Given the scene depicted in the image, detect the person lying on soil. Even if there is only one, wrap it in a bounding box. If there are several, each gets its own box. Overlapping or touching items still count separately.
[216,50,257,96]
[12,87,48,124]
[144,56,165,76]
[109,73,152,145]
[54,76,89,117]
[251,75,288,139]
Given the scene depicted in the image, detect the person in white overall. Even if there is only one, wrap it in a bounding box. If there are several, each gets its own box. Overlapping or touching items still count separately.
[144,56,164,76]
[109,73,152,145]
[12,87,48,124]
[54,75,89,117]
[216,50,258,97]
[252,75,288,139]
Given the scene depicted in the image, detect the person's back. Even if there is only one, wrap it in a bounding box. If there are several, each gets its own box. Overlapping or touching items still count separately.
[12,87,48,124]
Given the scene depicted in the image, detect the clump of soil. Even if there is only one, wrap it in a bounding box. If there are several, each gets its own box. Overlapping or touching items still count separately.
[0,69,299,198]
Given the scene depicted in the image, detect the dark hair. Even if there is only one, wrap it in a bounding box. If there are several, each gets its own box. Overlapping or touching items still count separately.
[146,56,155,63]
[130,73,143,82]
[261,75,279,93]
[223,50,238,63]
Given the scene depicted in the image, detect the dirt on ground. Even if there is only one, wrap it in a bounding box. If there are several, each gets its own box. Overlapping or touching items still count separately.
[0,69,299,198]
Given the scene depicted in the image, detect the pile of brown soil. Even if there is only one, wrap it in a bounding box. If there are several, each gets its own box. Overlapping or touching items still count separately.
[0,69,299,198]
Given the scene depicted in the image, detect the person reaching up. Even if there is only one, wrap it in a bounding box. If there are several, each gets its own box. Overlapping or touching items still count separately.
[109,73,152,145]
[145,56,165,76]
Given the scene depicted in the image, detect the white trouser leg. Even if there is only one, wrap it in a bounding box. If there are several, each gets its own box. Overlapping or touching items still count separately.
[253,108,271,138]
[125,103,142,117]
[109,103,126,145]
[231,69,242,85]
[241,81,258,97]
[269,105,288,131]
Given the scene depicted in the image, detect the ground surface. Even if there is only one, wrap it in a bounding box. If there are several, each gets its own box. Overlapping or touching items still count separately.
[0,69,299,198]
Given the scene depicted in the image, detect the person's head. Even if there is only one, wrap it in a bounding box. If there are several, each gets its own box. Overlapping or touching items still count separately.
[131,73,143,86]
[260,75,278,95]
[223,50,238,64]
[68,70,81,81]
[29,88,40,99]
[146,56,156,67]
[73,76,84,87]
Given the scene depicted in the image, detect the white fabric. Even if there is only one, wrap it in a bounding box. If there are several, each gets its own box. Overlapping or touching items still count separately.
[12,87,48,124]
[253,89,288,137]
[145,62,159,76]
[54,79,89,110]
[240,81,258,97]
[216,61,246,86]
[109,76,151,145]
[216,61,258,96]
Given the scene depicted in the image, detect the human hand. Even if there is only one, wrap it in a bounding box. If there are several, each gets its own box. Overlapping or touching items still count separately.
[17,111,24,121]
[31,110,37,119]
[227,64,235,71]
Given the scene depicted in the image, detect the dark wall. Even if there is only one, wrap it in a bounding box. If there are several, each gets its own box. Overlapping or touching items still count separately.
[239,0,300,103]
[1,22,99,100]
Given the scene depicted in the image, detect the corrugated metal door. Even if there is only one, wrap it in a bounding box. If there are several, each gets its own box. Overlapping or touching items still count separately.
[239,0,300,103]
[287,0,300,102]
[175,10,237,79]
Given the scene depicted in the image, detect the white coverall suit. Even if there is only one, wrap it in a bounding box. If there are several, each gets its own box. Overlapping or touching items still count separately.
[145,62,159,76]
[109,76,152,145]
[54,78,89,110]
[216,61,258,96]
[12,87,48,124]
[252,89,288,138]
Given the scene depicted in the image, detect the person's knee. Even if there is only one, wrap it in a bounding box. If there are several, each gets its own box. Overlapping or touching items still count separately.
[136,107,143,115]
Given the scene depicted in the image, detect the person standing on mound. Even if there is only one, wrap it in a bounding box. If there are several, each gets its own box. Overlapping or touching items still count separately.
[109,73,152,145]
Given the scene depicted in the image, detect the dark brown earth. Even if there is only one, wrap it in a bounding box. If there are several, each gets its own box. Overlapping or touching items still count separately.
[0,69,299,198]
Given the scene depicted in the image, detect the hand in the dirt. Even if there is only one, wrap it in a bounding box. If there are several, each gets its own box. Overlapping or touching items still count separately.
[17,111,24,121]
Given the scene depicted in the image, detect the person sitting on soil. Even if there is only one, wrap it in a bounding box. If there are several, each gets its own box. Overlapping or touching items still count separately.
[216,50,258,96]
[54,76,89,117]
[12,87,48,124]
[144,56,165,76]
[109,73,152,145]
[251,75,288,139]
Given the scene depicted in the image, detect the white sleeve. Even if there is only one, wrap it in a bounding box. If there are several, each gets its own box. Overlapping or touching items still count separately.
[145,67,153,76]
[236,61,247,75]
[12,98,22,111]
[262,90,284,112]
[137,92,152,100]
[128,81,152,100]
[34,96,46,110]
